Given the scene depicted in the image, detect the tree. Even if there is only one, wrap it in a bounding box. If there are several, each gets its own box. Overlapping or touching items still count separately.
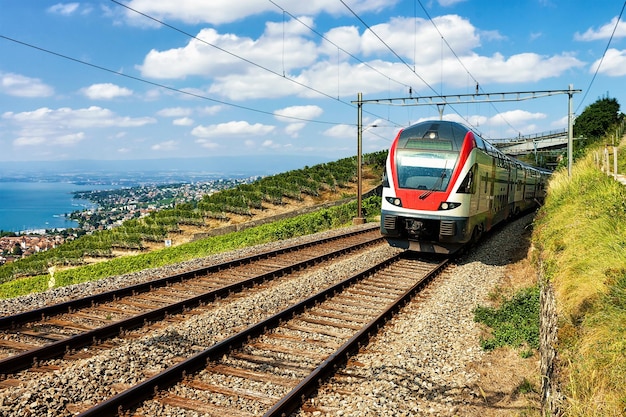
[12,244,23,256]
[573,97,621,141]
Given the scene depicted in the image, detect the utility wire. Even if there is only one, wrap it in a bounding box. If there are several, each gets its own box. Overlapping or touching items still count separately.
[338,0,489,132]
[415,0,519,135]
[0,34,340,125]
[338,0,433,93]
[110,0,402,127]
[576,0,626,114]
[267,0,413,92]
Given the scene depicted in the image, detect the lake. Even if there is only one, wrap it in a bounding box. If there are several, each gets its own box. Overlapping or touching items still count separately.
[0,182,100,233]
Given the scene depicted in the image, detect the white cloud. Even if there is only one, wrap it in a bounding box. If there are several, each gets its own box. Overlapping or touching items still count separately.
[361,15,480,60]
[487,110,546,126]
[55,132,86,146]
[157,107,192,117]
[575,17,626,41]
[285,123,306,137]
[461,52,584,85]
[191,120,275,138]
[47,3,80,15]
[81,83,133,100]
[195,139,220,149]
[3,106,154,129]
[198,105,223,115]
[13,136,46,147]
[138,12,585,103]
[173,117,194,126]
[438,0,466,6]
[124,0,398,25]
[324,124,355,139]
[138,22,318,80]
[274,105,323,122]
[0,73,54,98]
[590,48,626,77]
[4,106,155,149]
[13,132,86,147]
[151,140,178,151]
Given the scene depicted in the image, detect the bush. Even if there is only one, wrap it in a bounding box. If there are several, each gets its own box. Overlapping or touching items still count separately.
[474,286,540,352]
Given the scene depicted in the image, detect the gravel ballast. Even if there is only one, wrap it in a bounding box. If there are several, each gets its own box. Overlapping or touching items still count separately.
[0,215,537,416]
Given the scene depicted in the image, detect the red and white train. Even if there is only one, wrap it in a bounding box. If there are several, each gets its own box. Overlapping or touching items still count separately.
[380,120,550,253]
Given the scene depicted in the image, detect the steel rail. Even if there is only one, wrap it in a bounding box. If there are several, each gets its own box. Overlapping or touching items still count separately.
[0,224,378,330]
[264,257,449,417]
[76,254,448,417]
[0,231,382,375]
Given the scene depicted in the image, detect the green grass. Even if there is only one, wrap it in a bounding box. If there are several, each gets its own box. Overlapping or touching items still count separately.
[474,286,540,353]
[533,143,626,416]
[0,196,381,299]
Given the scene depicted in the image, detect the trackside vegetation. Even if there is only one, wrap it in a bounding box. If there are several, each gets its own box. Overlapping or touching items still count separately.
[473,286,540,357]
[532,97,626,416]
[0,149,385,299]
[472,96,625,415]
[533,152,626,416]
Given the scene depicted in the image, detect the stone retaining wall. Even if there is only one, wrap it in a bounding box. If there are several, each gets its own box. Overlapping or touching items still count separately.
[539,258,566,416]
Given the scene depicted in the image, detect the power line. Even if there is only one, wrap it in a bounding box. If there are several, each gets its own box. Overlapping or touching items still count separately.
[0,34,341,126]
[267,0,413,92]
[110,0,402,128]
[338,0,504,134]
[338,0,433,93]
[576,0,626,113]
[415,0,519,135]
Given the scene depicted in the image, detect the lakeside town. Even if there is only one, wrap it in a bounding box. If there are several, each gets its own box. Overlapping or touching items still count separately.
[0,176,260,265]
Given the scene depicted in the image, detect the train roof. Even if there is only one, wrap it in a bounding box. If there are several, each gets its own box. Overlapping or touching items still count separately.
[397,120,551,175]
[397,120,470,152]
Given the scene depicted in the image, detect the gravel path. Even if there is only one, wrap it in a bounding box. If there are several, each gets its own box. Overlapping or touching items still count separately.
[0,215,535,416]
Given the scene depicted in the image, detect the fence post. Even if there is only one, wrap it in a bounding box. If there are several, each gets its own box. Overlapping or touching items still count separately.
[614,146,618,177]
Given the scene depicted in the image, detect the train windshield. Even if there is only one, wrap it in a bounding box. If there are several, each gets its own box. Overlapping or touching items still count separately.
[394,121,467,191]
[396,151,457,190]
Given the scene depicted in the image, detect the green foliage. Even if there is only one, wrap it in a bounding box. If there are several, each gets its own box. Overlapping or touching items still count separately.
[573,97,621,142]
[0,195,381,299]
[474,286,540,352]
[533,136,626,413]
[0,153,386,284]
[516,378,537,394]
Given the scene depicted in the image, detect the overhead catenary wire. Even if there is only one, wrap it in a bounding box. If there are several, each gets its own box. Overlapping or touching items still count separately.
[0,34,339,126]
[267,0,413,93]
[110,0,403,128]
[338,0,492,133]
[576,0,626,114]
[415,0,519,135]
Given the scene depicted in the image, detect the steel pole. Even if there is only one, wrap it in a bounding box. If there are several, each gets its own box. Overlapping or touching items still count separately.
[355,92,364,223]
[568,84,574,177]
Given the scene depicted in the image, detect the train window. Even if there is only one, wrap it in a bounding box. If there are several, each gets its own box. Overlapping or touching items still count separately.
[396,150,458,191]
[458,164,477,194]
[397,121,468,152]
[405,139,453,150]
[473,134,486,151]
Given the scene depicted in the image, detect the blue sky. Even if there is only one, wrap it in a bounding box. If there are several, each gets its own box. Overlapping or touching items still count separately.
[1,1,625,169]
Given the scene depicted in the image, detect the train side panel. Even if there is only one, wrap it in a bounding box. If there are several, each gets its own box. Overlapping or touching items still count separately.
[380,120,550,254]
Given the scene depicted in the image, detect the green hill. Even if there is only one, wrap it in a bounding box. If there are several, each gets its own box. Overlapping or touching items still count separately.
[0,152,386,299]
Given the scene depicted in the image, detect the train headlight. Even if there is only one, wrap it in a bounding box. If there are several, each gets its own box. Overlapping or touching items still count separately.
[439,202,460,210]
[385,197,402,207]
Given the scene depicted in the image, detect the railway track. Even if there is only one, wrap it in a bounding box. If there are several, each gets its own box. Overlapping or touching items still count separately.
[76,253,449,417]
[0,225,382,376]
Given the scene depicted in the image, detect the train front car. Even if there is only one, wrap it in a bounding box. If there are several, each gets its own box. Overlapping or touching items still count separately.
[380,120,482,254]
